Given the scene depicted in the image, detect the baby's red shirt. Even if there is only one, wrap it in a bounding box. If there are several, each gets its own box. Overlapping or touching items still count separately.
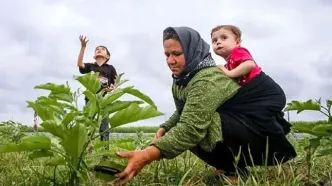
[225,47,261,86]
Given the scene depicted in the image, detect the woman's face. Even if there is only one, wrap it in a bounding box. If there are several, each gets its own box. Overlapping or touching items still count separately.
[94,46,110,61]
[163,39,185,76]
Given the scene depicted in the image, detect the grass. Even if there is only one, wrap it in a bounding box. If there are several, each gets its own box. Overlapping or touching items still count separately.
[22,120,329,133]
[1,121,332,186]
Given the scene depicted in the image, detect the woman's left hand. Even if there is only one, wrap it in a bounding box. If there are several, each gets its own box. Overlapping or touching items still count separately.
[114,146,161,186]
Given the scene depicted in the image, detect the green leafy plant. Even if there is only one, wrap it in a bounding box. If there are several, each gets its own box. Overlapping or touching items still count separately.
[0,72,163,185]
[0,120,28,144]
[284,98,332,184]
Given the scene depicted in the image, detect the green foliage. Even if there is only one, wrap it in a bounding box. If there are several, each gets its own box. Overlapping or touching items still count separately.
[285,98,332,140]
[285,98,332,184]
[0,120,28,144]
[0,72,163,185]
[1,127,332,185]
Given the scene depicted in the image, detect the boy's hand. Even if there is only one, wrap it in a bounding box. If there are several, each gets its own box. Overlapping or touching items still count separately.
[79,35,89,48]
[104,85,114,92]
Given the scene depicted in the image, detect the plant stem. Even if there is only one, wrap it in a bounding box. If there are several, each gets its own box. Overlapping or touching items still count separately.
[319,110,329,118]
[53,166,57,186]
[77,111,101,176]
[307,145,312,185]
[91,125,112,140]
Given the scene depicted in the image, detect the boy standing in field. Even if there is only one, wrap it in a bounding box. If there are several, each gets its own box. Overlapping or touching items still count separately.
[210,25,261,86]
[77,35,117,150]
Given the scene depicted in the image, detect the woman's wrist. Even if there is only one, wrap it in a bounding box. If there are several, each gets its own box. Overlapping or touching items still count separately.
[144,145,161,163]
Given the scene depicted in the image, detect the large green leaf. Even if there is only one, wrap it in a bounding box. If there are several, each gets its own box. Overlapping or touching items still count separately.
[115,142,136,151]
[291,123,330,136]
[60,124,88,167]
[60,102,78,111]
[49,92,73,103]
[75,72,101,94]
[109,103,163,128]
[83,99,99,118]
[284,100,321,114]
[47,105,66,116]
[0,135,51,153]
[40,120,64,138]
[62,111,79,126]
[83,90,96,102]
[291,123,314,134]
[122,86,157,109]
[34,96,74,111]
[35,96,59,105]
[29,150,54,159]
[76,115,99,128]
[35,83,71,95]
[103,100,144,115]
[100,89,125,108]
[27,101,55,121]
[312,124,332,134]
[28,96,67,121]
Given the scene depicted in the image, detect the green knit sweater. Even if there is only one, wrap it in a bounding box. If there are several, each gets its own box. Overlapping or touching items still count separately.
[151,67,240,159]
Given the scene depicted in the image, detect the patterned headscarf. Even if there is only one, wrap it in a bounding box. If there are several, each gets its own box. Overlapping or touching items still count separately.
[164,26,216,86]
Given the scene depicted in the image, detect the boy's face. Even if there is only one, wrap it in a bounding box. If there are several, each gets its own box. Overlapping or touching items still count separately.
[211,28,241,59]
[94,46,110,62]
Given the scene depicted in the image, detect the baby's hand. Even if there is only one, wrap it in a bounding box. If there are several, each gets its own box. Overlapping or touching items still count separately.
[217,64,227,72]
[216,64,223,69]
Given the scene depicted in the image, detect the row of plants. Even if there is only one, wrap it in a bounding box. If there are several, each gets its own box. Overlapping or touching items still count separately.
[0,72,163,185]
[0,71,330,185]
[20,125,160,134]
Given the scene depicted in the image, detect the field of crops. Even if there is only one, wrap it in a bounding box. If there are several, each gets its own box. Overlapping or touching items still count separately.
[0,122,331,186]
[0,73,331,185]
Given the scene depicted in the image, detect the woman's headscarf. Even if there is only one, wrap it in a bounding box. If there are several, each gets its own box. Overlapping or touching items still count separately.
[164,26,216,86]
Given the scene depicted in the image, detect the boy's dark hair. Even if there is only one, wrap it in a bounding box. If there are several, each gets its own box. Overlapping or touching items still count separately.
[96,45,111,62]
[211,25,242,40]
[163,27,180,42]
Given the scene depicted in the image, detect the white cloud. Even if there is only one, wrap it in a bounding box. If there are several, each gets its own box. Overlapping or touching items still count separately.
[0,0,331,126]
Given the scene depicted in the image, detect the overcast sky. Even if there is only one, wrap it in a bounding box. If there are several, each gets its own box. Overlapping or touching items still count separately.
[0,0,331,127]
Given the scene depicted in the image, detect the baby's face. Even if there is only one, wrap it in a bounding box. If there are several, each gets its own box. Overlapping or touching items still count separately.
[211,28,240,59]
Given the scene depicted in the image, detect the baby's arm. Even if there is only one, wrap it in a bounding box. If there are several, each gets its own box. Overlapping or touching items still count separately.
[224,47,255,78]
[225,61,256,78]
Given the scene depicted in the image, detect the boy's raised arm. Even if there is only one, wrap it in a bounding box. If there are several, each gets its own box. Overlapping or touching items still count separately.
[77,35,89,69]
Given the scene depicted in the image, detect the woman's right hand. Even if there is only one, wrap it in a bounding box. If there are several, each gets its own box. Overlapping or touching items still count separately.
[79,35,89,48]
[153,128,166,141]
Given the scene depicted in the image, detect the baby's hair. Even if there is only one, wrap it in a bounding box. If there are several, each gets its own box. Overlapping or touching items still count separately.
[95,45,110,62]
[211,25,242,40]
[163,27,180,42]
